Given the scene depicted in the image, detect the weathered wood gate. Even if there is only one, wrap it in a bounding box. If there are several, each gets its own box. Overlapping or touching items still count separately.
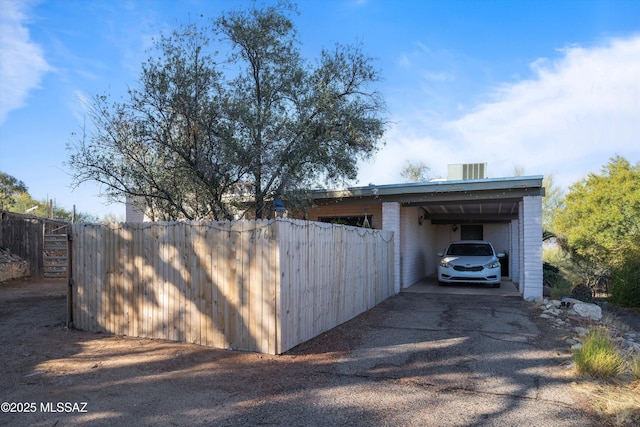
[70,219,394,354]
[43,232,68,278]
[0,211,69,277]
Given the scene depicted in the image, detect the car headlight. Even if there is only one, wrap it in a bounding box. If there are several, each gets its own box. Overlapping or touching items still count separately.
[440,260,452,268]
[485,260,501,269]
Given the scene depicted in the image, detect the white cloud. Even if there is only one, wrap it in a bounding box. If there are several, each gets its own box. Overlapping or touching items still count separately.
[0,0,51,124]
[358,35,640,190]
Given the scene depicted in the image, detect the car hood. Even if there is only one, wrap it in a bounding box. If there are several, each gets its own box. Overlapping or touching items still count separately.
[443,255,497,266]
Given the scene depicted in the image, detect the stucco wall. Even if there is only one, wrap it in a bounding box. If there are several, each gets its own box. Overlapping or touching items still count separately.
[483,224,509,255]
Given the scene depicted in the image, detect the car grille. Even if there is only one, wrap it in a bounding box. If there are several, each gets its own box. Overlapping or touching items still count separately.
[453,265,483,272]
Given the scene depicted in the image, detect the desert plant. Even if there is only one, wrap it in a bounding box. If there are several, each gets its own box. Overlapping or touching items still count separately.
[574,328,625,380]
[632,356,640,381]
[609,255,640,308]
[543,261,572,298]
[571,285,594,303]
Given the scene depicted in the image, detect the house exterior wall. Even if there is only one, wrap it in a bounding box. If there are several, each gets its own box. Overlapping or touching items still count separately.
[510,220,520,284]
[399,207,438,287]
[435,223,460,251]
[483,224,509,256]
[433,224,459,275]
[306,203,383,229]
[125,196,147,222]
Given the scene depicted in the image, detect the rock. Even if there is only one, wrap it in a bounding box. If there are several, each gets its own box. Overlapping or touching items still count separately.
[571,343,583,351]
[573,302,603,321]
[544,308,562,316]
[0,248,29,282]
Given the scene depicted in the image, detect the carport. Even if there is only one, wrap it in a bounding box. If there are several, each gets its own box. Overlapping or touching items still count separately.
[307,175,544,300]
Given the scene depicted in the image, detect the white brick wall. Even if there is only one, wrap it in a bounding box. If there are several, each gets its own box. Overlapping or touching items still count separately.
[400,207,437,288]
[521,195,543,299]
[382,202,401,293]
[510,220,519,284]
[125,196,147,222]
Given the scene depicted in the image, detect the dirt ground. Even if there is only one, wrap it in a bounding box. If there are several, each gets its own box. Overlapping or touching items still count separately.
[0,277,625,426]
[0,278,334,426]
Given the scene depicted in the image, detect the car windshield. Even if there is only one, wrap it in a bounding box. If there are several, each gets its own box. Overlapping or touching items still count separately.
[446,244,493,256]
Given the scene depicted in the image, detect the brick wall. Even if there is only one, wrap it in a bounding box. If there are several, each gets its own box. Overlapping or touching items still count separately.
[520,196,543,299]
[382,202,400,293]
[400,206,438,287]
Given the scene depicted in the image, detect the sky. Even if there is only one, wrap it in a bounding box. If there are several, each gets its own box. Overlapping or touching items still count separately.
[1,0,639,219]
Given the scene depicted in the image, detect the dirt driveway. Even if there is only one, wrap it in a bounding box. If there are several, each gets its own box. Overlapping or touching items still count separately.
[1,278,603,426]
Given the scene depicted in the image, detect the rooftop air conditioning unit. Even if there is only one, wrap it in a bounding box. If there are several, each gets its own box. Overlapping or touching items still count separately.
[448,163,487,180]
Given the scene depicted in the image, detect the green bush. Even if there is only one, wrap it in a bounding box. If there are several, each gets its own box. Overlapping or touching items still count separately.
[543,261,571,290]
[571,285,594,303]
[574,328,625,380]
[609,257,640,308]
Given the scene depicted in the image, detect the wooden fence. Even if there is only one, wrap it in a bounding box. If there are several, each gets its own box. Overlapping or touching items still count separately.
[1,211,69,277]
[70,219,394,354]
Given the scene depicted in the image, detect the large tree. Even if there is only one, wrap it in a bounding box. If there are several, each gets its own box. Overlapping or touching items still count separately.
[553,156,640,300]
[400,160,431,183]
[554,156,639,265]
[0,171,28,211]
[541,172,564,236]
[68,3,386,220]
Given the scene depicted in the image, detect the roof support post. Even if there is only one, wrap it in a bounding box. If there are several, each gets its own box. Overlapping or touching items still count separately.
[382,201,401,294]
[520,195,543,299]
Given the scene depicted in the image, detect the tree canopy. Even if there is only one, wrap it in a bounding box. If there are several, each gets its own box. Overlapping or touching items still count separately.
[0,171,28,211]
[67,3,387,220]
[400,160,431,183]
[553,156,640,272]
[541,173,564,236]
[0,171,98,223]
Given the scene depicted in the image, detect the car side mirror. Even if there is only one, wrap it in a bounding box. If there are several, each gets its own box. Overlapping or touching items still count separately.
[437,252,444,257]
[497,252,505,258]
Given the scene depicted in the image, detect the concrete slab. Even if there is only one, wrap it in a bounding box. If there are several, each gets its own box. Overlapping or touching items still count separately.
[402,276,521,297]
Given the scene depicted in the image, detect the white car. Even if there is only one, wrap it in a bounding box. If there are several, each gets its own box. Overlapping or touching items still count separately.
[438,240,504,287]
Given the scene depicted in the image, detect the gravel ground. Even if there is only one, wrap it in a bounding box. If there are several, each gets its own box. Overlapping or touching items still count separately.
[0,278,608,426]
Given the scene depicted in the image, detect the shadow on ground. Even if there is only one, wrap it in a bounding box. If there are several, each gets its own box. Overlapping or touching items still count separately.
[0,278,602,426]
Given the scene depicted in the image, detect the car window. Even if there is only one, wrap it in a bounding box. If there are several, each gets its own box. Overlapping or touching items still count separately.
[446,244,493,256]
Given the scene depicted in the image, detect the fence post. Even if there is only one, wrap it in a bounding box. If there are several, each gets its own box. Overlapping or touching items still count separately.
[66,225,73,328]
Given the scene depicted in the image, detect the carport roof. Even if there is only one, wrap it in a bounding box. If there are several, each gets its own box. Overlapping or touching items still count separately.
[310,175,544,224]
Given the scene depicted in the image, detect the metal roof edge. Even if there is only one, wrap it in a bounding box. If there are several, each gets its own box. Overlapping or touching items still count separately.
[311,175,544,200]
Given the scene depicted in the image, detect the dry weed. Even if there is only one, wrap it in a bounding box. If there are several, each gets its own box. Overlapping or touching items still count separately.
[574,380,640,426]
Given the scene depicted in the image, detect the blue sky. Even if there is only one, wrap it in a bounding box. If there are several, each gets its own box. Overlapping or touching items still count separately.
[1,0,639,219]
